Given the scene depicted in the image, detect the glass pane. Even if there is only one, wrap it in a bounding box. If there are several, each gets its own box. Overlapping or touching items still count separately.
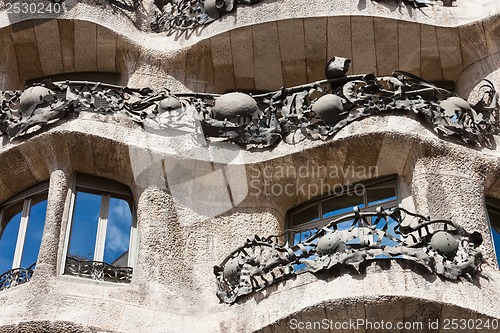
[367,187,397,206]
[322,194,364,219]
[104,197,132,266]
[67,191,101,261]
[0,211,22,274]
[291,204,319,227]
[293,228,317,245]
[20,197,48,268]
[292,228,318,272]
[378,214,401,247]
[487,207,500,266]
[333,219,355,231]
[492,227,500,266]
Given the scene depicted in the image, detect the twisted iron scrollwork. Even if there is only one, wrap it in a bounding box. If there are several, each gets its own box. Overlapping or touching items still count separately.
[48,0,139,11]
[373,0,455,8]
[64,257,132,283]
[199,72,498,148]
[107,0,139,11]
[214,207,483,304]
[0,58,498,148]
[0,263,35,291]
[151,0,260,33]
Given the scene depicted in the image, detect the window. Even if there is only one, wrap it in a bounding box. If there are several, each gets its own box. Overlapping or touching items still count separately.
[485,197,500,268]
[63,174,136,283]
[287,177,399,246]
[0,182,48,289]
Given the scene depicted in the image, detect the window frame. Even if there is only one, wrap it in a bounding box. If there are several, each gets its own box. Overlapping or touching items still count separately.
[0,181,49,272]
[286,176,400,244]
[61,174,138,278]
[485,197,500,269]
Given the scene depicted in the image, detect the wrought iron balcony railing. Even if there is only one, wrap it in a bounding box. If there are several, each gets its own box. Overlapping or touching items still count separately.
[1,58,498,149]
[214,207,484,304]
[64,257,133,283]
[0,263,35,291]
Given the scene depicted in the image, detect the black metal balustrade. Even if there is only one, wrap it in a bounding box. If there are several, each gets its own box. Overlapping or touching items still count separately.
[214,207,484,304]
[64,257,133,283]
[0,263,35,291]
[1,59,498,149]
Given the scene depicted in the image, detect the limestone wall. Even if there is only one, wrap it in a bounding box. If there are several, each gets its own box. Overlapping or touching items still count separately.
[0,0,498,332]
[0,114,498,332]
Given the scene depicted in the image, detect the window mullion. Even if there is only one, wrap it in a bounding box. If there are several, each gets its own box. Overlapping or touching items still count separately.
[94,194,110,262]
[12,198,31,269]
[128,205,137,268]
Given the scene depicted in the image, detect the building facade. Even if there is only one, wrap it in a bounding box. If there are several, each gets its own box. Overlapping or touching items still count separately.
[0,0,499,332]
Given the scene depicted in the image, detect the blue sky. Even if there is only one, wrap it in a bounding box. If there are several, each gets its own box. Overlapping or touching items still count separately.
[0,211,21,274]
[0,200,47,274]
[492,227,500,260]
[67,191,131,265]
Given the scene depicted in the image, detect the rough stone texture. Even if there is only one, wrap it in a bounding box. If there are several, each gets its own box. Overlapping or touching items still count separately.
[185,40,214,93]
[0,148,38,200]
[304,17,327,82]
[74,20,97,72]
[436,27,463,82]
[459,22,489,69]
[34,20,64,77]
[252,22,283,90]
[210,33,236,93]
[0,2,499,333]
[97,25,118,73]
[398,21,421,77]
[351,16,377,74]
[0,14,498,93]
[10,20,43,82]
[35,170,68,274]
[58,20,75,73]
[229,27,255,90]
[373,18,398,76]
[420,24,443,82]
[327,16,352,76]
[278,19,307,87]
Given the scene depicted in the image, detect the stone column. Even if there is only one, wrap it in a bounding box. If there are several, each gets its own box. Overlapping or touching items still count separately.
[34,169,70,278]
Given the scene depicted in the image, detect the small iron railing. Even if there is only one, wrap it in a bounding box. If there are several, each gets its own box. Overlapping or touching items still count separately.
[64,257,132,283]
[0,263,36,291]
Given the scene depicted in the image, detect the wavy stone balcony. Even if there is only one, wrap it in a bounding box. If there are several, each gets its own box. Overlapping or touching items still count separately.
[0,117,499,332]
[0,2,498,332]
[1,0,499,37]
[1,64,497,147]
[0,1,498,96]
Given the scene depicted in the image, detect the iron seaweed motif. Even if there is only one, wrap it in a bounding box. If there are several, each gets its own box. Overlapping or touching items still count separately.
[0,263,35,291]
[0,59,498,147]
[150,0,450,33]
[64,257,133,283]
[151,0,260,33]
[214,207,484,304]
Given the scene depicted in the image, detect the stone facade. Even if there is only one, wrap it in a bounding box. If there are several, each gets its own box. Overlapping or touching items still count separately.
[0,0,499,332]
